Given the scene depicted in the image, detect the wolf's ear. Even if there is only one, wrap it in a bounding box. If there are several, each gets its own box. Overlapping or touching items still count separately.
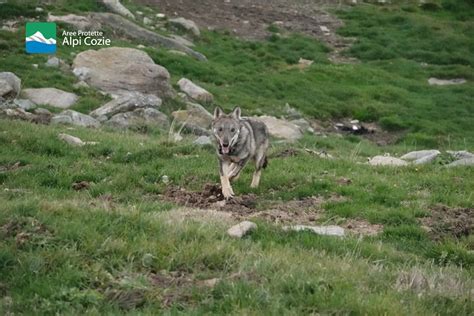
[213,106,223,119]
[231,107,241,120]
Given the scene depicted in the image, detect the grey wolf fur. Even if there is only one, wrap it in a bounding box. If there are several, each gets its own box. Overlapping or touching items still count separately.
[211,106,269,199]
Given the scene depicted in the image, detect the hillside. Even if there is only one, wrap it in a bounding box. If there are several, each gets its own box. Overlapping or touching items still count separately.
[0,0,473,314]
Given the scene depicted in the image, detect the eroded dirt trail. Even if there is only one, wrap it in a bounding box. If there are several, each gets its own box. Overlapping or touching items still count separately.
[138,0,357,63]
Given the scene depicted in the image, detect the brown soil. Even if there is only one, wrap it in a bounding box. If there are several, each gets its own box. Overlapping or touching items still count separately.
[137,0,357,63]
[343,219,383,237]
[420,205,473,241]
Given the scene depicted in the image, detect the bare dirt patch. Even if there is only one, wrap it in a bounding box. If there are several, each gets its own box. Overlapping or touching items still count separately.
[1,217,53,247]
[420,205,473,241]
[138,0,357,63]
[343,219,383,236]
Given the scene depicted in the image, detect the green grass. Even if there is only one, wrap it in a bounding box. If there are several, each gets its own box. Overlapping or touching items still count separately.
[0,0,473,313]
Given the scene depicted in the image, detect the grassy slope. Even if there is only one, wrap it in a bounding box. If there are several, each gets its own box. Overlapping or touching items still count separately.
[0,0,473,314]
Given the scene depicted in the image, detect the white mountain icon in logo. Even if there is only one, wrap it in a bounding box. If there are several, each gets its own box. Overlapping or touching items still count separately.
[25,31,56,45]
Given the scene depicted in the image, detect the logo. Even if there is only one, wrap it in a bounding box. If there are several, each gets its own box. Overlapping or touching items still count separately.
[25,22,57,54]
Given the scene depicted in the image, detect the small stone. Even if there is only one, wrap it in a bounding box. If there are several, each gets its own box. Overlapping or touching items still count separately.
[35,7,44,12]
[58,133,85,147]
[137,44,146,49]
[177,78,213,103]
[136,11,144,15]
[13,99,36,110]
[428,78,466,86]
[143,17,152,25]
[368,155,408,166]
[283,225,345,237]
[45,56,60,67]
[227,221,257,238]
[73,81,89,89]
[156,13,166,19]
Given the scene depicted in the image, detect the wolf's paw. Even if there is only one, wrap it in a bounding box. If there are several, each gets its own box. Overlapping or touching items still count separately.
[222,186,234,199]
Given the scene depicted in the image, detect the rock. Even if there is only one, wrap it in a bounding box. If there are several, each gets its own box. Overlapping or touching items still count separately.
[298,58,314,68]
[45,56,60,68]
[291,118,313,133]
[168,50,187,56]
[319,26,330,33]
[283,225,345,237]
[284,103,303,119]
[22,88,78,109]
[428,78,466,86]
[368,155,408,166]
[73,81,89,89]
[413,153,439,165]
[58,133,97,147]
[136,11,143,16]
[446,158,474,167]
[13,99,36,110]
[137,44,146,49]
[193,135,212,145]
[52,110,100,128]
[156,13,166,19]
[401,150,440,161]
[143,17,152,25]
[169,17,200,37]
[227,221,257,238]
[106,108,169,129]
[0,107,36,121]
[100,0,135,19]
[73,47,173,97]
[446,151,474,160]
[34,108,52,116]
[90,13,207,61]
[254,115,303,141]
[90,92,162,119]
[0,72,21,98]
[169,35,194,47]
[35,7,44,12]
[177,78,213,103]
[171,102,213,135]
[48,13,100,30]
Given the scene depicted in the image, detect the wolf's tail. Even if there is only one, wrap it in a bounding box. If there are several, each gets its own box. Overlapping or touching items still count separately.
[262,156,268,169]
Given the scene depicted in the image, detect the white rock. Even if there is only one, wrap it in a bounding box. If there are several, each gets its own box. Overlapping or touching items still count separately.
[0,72,21,98]
[401,150,440,161]
[177,78,213,103]
[283,225,345,237]
[100,0,135,19]
[254,115,303,141]
[428,78,466,86]
[45,56,60,67]
[90,91,162,119]
[143,17,152,25]
[413,153,439,165]
[35,7,44,12]
[446,158,474,167]
[169,17,200,37]
[320,25,330,33]
[73,47,173,97]
[227,221,257,238]
[368,156,408,166]
[446,150,474,160]
[58,133,85,147]
[193,135,212,145]
[52,110,101,128]
[137,44,146,49]
[156,13,166,19]
[22,88,78,109]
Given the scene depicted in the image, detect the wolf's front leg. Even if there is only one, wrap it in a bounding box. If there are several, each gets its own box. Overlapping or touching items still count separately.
[219,160,234,199]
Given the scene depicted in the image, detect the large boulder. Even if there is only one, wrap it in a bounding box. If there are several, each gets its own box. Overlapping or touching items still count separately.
[447,150,474,160]
[52,110,100,128]
[48,13,100,30]
[177,78,213,103]
[106,108,169,129]
[22,88,78,108]
[446,158,474,167]
[0,72,21,98]
[171,102,213,135]
[253,115,303,141]
[100,0,134,19]
[90,92,162,120]
[73,47,173,97]
[368,156,408,166]
[401,150,440,161]
[169,17,200,37]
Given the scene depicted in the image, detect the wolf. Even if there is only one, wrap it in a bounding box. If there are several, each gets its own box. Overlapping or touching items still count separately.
[211,106,269,199]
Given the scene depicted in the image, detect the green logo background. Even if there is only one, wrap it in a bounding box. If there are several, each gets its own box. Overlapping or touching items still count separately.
[26,22,56,39]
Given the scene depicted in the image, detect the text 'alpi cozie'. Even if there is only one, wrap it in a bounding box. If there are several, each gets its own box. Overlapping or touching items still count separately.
[61,30,111,47]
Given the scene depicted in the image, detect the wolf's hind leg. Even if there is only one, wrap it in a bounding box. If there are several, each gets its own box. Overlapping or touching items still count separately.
[251,153,267,188]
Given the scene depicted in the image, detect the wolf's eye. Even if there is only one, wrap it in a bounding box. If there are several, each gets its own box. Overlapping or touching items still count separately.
[218,127,223,132]
[230,128,235,133]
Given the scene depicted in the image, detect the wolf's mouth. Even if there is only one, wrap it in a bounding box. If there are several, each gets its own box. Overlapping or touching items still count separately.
[220,144,231,154]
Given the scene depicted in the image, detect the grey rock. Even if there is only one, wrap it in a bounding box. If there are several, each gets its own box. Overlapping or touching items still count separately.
[284,103,303,119]
[52,110,100,128]
[413,153,439,165]
[169,17,200,37]
[171,102,213,135]
[22,88,78,109]
[143,17,152,25]
[401,150,440,161]
[73,81,89,89]
[73,47,173,98]
[48,13,100,30]
[14,99,36,110]
[177,78,213,103]
[447,150,474,160]
[0,107,35,121]
[253,115,303,141]
[34,108,52,116]
[283,225,345,237]
[100,0,135,19]
[193,135,212,145]
[290,118,313,133]
[446,158,474,167]
[90,13,206,61]
[227,221,257,238]
[106,108,169,129]
[90,92,162,119]
[428,78,466,86]
[0,72,21,98]
[45,56,60,67]
[58,133,97,147]
[169,35,194,47]
[368,155,408,166]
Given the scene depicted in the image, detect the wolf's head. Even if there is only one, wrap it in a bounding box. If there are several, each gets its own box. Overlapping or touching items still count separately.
[212,107,242,155]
